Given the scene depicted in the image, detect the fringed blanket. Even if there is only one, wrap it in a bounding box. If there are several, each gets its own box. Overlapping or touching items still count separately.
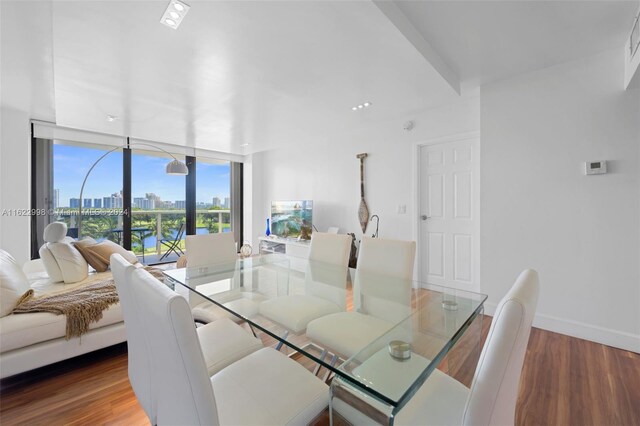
[13,266,166,340]
[13,280,118,340]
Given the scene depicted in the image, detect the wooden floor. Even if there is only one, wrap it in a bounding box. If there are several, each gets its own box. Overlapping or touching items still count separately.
[2,317,638,426]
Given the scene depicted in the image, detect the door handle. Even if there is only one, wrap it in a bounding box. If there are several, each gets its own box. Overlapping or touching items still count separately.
[421,215,430,221]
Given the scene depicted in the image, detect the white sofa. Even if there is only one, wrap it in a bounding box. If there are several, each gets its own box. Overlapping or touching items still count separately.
[0,258,128,379]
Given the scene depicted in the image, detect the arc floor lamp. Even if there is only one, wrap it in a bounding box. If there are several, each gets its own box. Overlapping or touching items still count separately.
[77,139,189,238]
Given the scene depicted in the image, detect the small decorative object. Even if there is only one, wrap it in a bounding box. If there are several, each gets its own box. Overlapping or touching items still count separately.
[442,300,458,311]
[370,215,379,238]
[265,218,271,237]
[388,340,412,360]
[240,241,253,258]
[348,233,358,268]
[356,153,370,233]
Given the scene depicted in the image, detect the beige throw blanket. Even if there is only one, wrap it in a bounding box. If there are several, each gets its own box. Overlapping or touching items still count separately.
[13,280,119,340]
[13,266,166,340]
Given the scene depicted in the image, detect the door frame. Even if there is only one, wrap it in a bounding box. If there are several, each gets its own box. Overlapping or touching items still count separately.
[412,131,481,291]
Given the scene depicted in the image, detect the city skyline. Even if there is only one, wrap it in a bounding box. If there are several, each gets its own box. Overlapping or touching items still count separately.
[54,144,231,208]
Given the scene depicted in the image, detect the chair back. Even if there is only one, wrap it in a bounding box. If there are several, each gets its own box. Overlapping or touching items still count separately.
[186,232,237,268]
[309,232,351,267]
[356,237,415,279]
[111,255,155,423]
[463,269,540,426]
[128,267,220,425]
[354,237,416,321]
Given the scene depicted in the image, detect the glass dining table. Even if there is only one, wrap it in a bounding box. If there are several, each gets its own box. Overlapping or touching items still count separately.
[162,253,487,425]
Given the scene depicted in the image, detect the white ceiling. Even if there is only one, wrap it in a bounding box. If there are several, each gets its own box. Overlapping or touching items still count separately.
[2,1,638,155]
[50,1,457,154]
[396,0,639,86]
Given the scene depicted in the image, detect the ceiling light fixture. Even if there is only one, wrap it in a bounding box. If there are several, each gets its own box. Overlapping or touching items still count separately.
[160,0,190,29]
[240,143,250,147]
[106,115,118,122]
[352,101,372,111]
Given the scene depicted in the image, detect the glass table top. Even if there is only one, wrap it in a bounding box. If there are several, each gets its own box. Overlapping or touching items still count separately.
[162,253,487,408]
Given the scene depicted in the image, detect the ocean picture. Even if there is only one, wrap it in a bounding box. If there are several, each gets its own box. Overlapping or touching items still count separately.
[271,200,313,240]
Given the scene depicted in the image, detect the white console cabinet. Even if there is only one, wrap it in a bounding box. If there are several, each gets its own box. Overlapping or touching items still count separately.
[258,236,310,272]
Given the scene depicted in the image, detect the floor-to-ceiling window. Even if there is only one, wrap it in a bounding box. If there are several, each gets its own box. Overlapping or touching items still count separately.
[196,158,232,235]
[31,128,243,264]
[131,149,187,263]
[52,141,123,244]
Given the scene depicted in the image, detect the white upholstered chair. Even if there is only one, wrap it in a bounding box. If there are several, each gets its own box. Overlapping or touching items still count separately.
[259,233,351,335]
[334,269,540,425]
[111,254,263,423]
[126,264,328,425]
[184,233,247,324]
[306,237,416,359]
[186,232,238,267]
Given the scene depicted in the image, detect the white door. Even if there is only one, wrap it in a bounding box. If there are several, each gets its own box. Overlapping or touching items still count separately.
[419,138,478,291]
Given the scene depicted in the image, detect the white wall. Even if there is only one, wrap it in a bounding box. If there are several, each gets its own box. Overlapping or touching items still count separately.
[0,1,55,265]
[248,95,480,252]
[481,48,640,352]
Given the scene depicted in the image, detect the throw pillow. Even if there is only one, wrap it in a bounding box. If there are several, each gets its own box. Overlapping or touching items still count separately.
[74,239,138,272]
[0,249,32,317]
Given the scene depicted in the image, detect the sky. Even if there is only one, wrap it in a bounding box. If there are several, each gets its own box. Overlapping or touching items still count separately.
[53,144,230,207]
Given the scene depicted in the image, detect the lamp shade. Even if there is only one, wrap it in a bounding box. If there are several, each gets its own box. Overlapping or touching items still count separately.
[166,159,189,175]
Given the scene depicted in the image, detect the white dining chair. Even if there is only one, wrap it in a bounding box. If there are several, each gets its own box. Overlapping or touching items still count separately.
[111,254,263,423]
[184,233,249,324]
[259,233,351,335]
[186,232,238,267]
[127,265,328,425]
[306,237,416,359]
[333,269,540,426]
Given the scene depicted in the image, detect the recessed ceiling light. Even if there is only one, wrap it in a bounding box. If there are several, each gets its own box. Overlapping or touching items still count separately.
[240,143,250,147]
[106,115,118,122]
[351,101,373,111]
[161,0,190,29]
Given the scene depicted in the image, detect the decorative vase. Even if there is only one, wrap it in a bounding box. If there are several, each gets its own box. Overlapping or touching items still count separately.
[265,218,271,237]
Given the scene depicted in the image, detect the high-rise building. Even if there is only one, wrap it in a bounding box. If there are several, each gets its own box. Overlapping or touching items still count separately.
[212,197,221,208]
[83,199,92,208]
[133,197,155,210]
[103,192,123,209]
[69,198,80,208]
[224,197,230,209]
[175,200,186,209]
[93,198,102,208]
[53,189,60,209]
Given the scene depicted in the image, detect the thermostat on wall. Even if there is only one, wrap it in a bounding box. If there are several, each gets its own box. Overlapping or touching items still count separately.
[585,160,607,175]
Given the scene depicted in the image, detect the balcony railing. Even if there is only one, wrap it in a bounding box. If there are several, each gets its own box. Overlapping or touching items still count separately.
[53,209,231,261]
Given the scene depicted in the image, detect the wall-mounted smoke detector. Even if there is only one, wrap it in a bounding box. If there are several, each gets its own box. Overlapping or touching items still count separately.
[403,121,414,132]
[160,0,190,29]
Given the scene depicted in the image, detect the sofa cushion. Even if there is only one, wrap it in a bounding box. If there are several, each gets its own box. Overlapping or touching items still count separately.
[0,270,124,352]
[43,221,67,243]
[39,242,89,283]
[0,250,31,317]
[74,240,138,272]
[0,303,123,353]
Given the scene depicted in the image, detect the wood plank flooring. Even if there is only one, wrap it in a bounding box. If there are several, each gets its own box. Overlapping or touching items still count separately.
[2,318,639,425]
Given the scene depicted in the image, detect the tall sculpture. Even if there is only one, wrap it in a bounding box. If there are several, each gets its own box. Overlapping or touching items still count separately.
[356,153,369,233]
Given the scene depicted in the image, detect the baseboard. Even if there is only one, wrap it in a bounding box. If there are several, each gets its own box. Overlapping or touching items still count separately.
[483,302,640,353]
